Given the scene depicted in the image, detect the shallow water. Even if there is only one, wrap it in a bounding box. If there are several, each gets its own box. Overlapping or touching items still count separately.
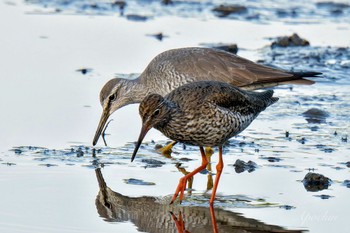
[1,0,349,232]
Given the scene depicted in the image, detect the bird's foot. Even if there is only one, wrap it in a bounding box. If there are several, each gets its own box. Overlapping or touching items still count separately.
[169,176,187,205]
[170,211,188,233]
[158,141,177,157]
[205,147,214,157]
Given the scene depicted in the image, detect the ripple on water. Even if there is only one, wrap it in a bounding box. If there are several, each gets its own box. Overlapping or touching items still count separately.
[25,0,350,23]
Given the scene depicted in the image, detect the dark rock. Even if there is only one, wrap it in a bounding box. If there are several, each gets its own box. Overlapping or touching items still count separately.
[14,148,22,154]
[162,0,173,5]
[179,157,193,162]
[154,144,163,150]
[148,33,166,41]
[111,1,126,9]
[279,205,296,210]
[260,156,282,162]
[123,178,155,186]
[2,162,16,166]
[342,180,350,188]
[39,163,58,167]
[302,172,332,192]
[285,131,290,138]
[141,158,165,168]
[126,14,148,21]
[213,44,238,54]
[271,33,310,48]
[76,148,84,157]
[341,136,348,142]
[297,137,306,144]
[213,4,247,17]
[76,68,92,75]
[302,108,330,124]
[232,159,257,173]
[316,2,350,15]
[322,147,334,153]
[314,194,333,199]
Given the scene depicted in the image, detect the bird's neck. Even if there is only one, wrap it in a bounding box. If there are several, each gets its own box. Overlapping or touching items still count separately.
[125,78,153,103]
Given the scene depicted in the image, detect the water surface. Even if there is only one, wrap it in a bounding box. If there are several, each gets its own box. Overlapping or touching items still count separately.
[1,0,349,232]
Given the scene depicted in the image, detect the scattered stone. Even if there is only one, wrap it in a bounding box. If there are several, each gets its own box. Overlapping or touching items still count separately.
[260,156,282,162]
[302,172,332,192]
[161,0,173,5]
[342,180,350,188]
[76,148,84,157]
[341,136,348,142]
[141,158,165,168]
[2,162,16,166]
[13,148,22,154]
[123,178,155,186]
[212,4,247,17]
[279,205,296,210]
[154,144,163,150]
[316,2,350,15]
[232,159,257,173]
[147,32,167,41]
[297,137,306,144]
[39,163,58,167]
[276,9,297,18]
[271,33,310,48]
[76,68,92,75]
[302,108,329,124]
[314,194,334,199]
[285,131,290,138]
[179,157,193,162]
[126,14,148,21]
[322,147,335,153]
[310,126,319,131]
[111,0,126,10]
[212,44,238,54]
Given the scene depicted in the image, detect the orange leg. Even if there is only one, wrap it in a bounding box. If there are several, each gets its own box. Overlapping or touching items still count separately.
[209,146,224,205]
[209,204,218,233]
[170,146,208,204]
[170,211,189,233]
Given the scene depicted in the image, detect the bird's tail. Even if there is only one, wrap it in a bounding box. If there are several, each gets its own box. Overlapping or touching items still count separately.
[291,71,322,78]
[242,71,322,90]
[254,90,279,108]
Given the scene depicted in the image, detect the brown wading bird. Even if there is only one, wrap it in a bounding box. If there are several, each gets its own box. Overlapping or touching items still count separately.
[92,47,320,151]
[131,81,279,205]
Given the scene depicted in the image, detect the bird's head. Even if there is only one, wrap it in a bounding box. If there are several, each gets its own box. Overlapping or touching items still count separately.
[93,78,133,146]
[131,94,170,162]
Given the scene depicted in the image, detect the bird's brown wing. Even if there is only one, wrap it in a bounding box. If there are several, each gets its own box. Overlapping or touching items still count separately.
[168,81,275,114]
[145,47,313,90]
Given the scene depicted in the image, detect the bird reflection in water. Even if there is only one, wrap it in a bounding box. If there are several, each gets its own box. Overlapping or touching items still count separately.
[95,168,303,233]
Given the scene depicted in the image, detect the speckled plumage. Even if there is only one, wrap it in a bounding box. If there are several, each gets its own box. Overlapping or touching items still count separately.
[138,81,278,147]
[132,81,278,205]
[93,47,320,145]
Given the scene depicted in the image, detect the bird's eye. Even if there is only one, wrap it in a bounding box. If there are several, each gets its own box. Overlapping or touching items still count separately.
[153,109,160,116]
[109,94,116,102]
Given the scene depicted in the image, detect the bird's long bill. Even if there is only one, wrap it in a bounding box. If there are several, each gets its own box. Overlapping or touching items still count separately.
[93,110,110,146]
[131,123,151,162]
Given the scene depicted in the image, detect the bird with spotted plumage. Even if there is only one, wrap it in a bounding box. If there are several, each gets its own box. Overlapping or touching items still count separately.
[92,47,320,150]
[131,80,279,205]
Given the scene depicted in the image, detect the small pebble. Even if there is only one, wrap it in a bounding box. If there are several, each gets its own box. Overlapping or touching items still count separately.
[302,172,332,192]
